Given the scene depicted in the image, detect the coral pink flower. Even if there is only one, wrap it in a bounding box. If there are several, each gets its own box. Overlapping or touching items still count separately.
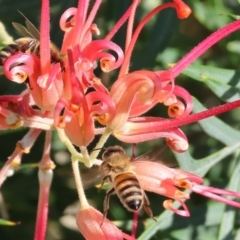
[132,161,240,216]
[76,206,135,240]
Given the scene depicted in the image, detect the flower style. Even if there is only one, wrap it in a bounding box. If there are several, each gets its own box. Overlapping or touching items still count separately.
[1,0,240,239]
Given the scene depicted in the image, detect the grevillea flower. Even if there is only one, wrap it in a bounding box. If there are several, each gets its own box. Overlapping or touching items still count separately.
[1,0,240,239]
[132,161,240,217]
[1,0,193,151]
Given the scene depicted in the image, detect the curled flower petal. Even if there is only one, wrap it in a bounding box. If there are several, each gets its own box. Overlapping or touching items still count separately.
[168,100,185,117]
[3,54,40,83]
[163,199,190,216]
[109,71,161,130]
[54,99,74,128]
[59,7,77,32]
[82,40,124,71]
[86,91,116,124]
[162,85,193,118]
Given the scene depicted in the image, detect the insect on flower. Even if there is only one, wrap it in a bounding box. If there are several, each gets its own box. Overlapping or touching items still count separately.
[0,12,64,71]
[98,145,156,225]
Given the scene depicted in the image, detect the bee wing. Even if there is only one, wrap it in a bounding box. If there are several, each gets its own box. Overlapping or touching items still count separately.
[134,145,178,168]
[12,11,40,39]
[81,166,104,189]
[12,22,34,38]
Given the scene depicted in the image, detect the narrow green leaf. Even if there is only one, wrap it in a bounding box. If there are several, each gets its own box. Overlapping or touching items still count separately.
[218,153,240,240]
[138,201,226,240]
[174,143,240,176]
[183,65,240,102]
[218,13,240,21]
[193,97,240,145]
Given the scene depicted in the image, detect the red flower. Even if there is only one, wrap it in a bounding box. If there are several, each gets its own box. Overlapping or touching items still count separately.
[133,160,240,216]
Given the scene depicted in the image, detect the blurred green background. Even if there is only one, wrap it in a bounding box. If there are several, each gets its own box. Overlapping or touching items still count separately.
[1,0,240,239]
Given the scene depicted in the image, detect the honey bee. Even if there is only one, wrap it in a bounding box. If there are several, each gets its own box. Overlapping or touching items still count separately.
[0,12,64,70]
[99,145,156,225]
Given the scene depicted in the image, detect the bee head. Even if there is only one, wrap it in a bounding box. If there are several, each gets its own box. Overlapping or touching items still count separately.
[102,146,125,161]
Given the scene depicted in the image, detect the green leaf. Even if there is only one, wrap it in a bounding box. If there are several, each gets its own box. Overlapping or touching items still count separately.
[0,218,20,226]
[192,98,240,145]
[173,98,240,175]
[138,201,226,240]
[183,65,240,102]
[174,143,240,176]
[218,153,240,240]
[192,1,231,30]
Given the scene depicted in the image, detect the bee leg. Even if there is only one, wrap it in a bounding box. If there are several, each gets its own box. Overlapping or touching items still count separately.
[143,192,157,222]
[98,175,111,192]
[100,187,115,226]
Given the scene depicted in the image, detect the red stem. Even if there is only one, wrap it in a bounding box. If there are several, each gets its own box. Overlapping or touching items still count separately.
[157,99,240,131]
[172,19,240,77]
[119,2,177,77]
[131,211,139,238]
[40,0,50,73]
[34,180,51,240]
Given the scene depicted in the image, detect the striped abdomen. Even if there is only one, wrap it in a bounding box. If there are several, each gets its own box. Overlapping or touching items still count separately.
[114,172,143,212]
[0,39,36,66]
[0,43,19,65]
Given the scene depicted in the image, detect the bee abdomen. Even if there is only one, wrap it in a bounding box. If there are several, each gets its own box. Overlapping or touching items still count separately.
[0,43,19,65]
[125,191,142,211]
[115,173,143,212]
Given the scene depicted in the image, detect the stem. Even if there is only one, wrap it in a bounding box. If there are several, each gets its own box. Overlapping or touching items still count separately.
[71,158,89,208]
[172,19,240,77]
[125,0,140,55]
[34,131,54,240]
[104,0,137,41]
[73,0,86,46]
[90,127,113,161]
[119,3,176,77]
[81,0,102,43]
[40,0,50,73]
[0,129,41,187]
[79,146,91,167]
[57,129,89,208]
[34,169,52,240]
[155,99,240,131]
[41,131,51,162]
[0,149,20,187]
[57,128,84,162]
[131,211,139,238]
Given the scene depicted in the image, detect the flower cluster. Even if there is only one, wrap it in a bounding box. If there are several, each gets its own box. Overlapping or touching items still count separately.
[1,0,240,239]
